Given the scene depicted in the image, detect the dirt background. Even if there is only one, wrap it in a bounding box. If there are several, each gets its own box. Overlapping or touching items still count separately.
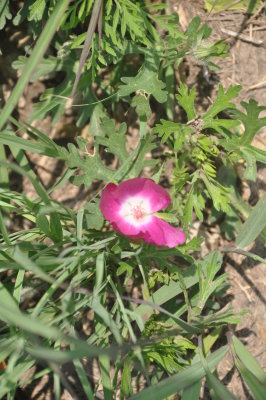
[0,0,265,399]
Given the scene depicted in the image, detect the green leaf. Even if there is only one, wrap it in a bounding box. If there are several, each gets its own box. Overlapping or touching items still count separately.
[99,355,113,400]
[72,357,94,400]
[28,0,46,22]
[84,200,104,230]
[201,174,231,212]
[196,251,226,314]
[11,246,54,284]
[181,379,202,400]
[222,246,266,264]
[231,99,266,145]
[119,67,167,102]
[153,120,182,142]
[12,54,75,83]
[0,281,20,314]
[204,0,263,13]
[0,131,59,157]
[118,53,167,103]
[232,336,266,384]
[58,142,113,187]
[176,82,196,121]
[13,269,25,305]
[49,212,63,244]
[0,337,18,364]
[129,346,228,400]
[131,94,152,119]
[13,0,32,25]
[203,85,241,120]
[121,357,134,399]
[116,262,133,278]
[241,148,257,181]
[204,364,237,400]
[59,124,156,188]
[0,359,35,399]
[88,104,111,136]
[247,145,266,164]
[192,39,228,68]
[203,118,240,133]
[236,194,266,247]
[0,0,12,30]
[153,120,191,153]
[183,187,194,229]
[95,118,128,162]
[135,262,200,324]
[153,212,179,223]
[198,345,236,400]
[235,357,266,400]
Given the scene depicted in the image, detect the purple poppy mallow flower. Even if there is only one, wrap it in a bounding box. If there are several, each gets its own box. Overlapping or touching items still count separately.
[99,178,186,248]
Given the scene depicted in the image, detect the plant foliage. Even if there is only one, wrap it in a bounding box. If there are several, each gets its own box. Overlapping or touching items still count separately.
[0,1,265,399]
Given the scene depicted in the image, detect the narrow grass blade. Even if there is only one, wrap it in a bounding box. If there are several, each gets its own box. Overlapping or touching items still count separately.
[235,357,266,400]
[0,132,57,156]
[181,379,202,400]
[72,358,95,400]
[13,269,25,305]
[205,370,236,400]
[0,338,17,364]
[198,345,236,400]
[221,247,266,264]
[0,0,70,130]
[0,209,11,245]
[232,336,266,384]
[0,359,35,399]
[11,246,54,284]
[32,261,77,318]
[0,144,8,189]
[99,355,113,400]
[236,194,266,247]
[76,208,84,242]
[54,372,61,400]
[0,160,50,204]
[0,281,20,313]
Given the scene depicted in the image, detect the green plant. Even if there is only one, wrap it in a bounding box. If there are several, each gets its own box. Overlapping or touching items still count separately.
[0,1,265,399]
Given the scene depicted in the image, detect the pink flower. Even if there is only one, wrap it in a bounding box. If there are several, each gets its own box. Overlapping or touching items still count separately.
[100,178,185,248]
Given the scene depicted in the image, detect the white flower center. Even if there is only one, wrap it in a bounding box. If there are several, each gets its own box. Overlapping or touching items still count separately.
[120,197,151,226]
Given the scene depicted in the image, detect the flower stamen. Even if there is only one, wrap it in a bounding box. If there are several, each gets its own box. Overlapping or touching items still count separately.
[132,205,145,220]
[120,196,151,226]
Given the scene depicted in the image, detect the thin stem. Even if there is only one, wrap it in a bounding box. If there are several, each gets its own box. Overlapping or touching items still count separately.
[136,254,149,300]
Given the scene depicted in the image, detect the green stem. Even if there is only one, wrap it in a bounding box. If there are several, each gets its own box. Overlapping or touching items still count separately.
[139,118,147,139]
[136,254,149,300]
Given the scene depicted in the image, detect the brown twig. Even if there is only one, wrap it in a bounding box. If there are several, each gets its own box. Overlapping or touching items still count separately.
[98,0,103,50]
[71,0,103,99]
[246,25,266,31]
[247,75,266,90]
[221,28,263,45]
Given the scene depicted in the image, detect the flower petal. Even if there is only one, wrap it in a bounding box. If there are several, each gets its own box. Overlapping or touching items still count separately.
[113,178,171,212]
[141,216,186,248]
[99,183,120,222]
[100,178,185,248]
[111,218,143,237]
